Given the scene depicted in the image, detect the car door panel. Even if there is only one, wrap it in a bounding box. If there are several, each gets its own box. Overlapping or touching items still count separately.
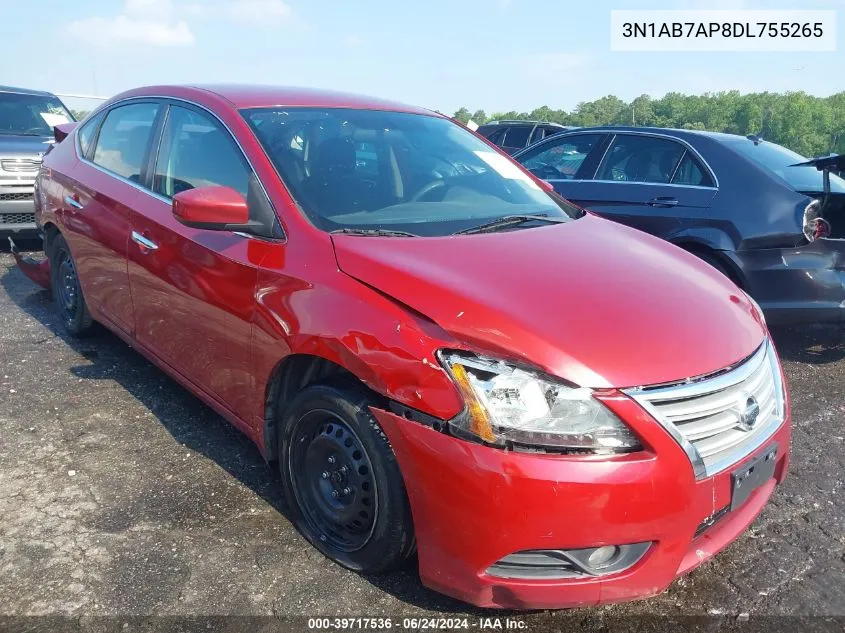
[571,182,717,238]
[128,197,259,422]
[61,162,140,333]
[567,134,718,240]
[127,102,261,423]
[58,101,162,334]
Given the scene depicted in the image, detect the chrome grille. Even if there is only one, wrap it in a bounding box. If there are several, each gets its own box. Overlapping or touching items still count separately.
[1,159,41,173]
[0,212,35,224]
[625,340,785,479]
[0,192,33,201]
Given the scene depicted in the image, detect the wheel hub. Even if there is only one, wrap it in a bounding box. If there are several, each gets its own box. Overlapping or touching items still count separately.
[290,414,377,552]
[57,253,78,314]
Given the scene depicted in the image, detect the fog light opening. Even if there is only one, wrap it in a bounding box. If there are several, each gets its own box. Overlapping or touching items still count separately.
[587,545,620,569]
[486,542,651,580]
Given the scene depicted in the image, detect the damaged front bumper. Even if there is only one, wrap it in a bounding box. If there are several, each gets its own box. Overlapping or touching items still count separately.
[8,236,51,290]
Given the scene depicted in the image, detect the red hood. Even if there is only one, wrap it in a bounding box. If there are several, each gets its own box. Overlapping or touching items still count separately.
[331,215,766,389]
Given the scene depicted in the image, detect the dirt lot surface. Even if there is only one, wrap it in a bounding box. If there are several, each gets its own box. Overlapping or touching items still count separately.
[1,245,843,632]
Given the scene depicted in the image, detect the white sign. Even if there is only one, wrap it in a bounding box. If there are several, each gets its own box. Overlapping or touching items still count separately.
[611,10,836,52]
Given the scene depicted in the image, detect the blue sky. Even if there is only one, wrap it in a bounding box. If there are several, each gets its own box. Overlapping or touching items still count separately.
[4,0,844,114]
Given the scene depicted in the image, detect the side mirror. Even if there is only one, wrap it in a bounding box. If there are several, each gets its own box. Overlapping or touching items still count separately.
[172,186,249,231]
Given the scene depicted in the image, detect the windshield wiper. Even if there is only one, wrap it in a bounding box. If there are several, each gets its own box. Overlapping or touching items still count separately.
[0,131,46,137]
[453,214,567,235]
[330,228,419,237]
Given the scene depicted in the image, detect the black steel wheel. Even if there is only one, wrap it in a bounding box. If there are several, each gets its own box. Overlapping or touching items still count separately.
[49,233,93,336]
[279,380,415,573]
[288,411,378,552]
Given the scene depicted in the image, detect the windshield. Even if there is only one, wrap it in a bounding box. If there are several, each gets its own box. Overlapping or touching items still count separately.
[0,92,74,138]
[724,138,845,194]
[242,107,580,236]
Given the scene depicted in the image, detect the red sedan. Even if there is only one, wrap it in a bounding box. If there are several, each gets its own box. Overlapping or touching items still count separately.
[26,85,790,609]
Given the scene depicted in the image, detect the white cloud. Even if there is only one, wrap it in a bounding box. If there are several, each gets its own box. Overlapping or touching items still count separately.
[67,0,195,47]
[226,0,292,26]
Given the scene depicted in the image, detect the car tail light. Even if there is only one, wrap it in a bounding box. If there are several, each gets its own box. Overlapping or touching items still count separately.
[802,200,831,241]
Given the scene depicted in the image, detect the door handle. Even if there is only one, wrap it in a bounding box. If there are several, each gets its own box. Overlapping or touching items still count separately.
[647,197,679,208]
[64,195,84,210]
[131,231,159,252]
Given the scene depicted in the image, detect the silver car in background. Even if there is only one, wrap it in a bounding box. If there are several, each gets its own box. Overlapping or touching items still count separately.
[0,86,74,239]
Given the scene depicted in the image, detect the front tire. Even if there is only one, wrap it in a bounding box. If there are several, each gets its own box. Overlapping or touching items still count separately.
[279,381,415,573]
[49,233,93,337]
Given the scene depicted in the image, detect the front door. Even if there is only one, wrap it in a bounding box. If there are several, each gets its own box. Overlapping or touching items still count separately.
[127,102,264,422]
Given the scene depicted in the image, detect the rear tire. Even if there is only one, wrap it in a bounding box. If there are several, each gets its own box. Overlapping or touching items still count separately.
[49,233,94,337]
[279,380,415,573]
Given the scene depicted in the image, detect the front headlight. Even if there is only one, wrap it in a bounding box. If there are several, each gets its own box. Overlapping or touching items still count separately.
[439,352,642,453]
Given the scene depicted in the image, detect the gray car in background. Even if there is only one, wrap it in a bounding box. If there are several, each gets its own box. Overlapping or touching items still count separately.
[0,86,74,239]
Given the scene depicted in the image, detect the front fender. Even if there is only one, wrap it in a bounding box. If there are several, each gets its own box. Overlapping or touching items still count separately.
[251,267,466,427]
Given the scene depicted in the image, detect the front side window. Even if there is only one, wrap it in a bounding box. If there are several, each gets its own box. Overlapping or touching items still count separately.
[724,139,845,194]
[243,108,580,236]
[518,134,602,180]
[153,106,250,199]
[0,91,74,138]
[92,103,160,182]
[597,135,685,184]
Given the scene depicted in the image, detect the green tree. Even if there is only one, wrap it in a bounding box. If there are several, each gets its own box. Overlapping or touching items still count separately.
[452,107,471,124]
[470,109,487,124]
[455,90,845,156]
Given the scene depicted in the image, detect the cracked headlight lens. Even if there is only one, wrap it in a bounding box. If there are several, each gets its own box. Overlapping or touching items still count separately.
[439,352,642,453]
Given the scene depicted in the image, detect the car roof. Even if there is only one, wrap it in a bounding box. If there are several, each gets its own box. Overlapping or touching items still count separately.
[0,85,56,97]
[556,125,750,144]
[481,120,567,127]
[118,84,437,116]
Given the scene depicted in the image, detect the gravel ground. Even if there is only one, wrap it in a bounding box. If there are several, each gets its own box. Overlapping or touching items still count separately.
[0,244,843,632]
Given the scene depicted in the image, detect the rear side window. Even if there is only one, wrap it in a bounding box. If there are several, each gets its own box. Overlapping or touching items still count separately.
[76,112,104,159]
[484,127,507,145]
[92,103,160,182]
[153,105,250,198]
[597,135,685,184]
[672,152,714,187]
[518,134,603,180]
[503,126,531,149]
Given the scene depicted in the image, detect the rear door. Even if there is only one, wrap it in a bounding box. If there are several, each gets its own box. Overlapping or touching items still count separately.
[570,133,718,238]
[63,100,162,334]
[515,132,609,202]
[127,101,266,423]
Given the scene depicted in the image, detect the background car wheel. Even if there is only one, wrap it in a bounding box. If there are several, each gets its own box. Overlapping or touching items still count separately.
[279,380,415,573]
[49,233,94,337]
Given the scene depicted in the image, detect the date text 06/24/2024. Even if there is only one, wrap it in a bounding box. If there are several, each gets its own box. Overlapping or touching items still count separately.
[306,618,528,630]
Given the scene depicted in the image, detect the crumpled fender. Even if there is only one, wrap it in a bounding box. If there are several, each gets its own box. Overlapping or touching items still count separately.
[8,237,51,290]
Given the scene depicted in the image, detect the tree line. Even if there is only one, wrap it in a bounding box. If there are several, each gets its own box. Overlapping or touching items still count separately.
[453,91,845,158]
